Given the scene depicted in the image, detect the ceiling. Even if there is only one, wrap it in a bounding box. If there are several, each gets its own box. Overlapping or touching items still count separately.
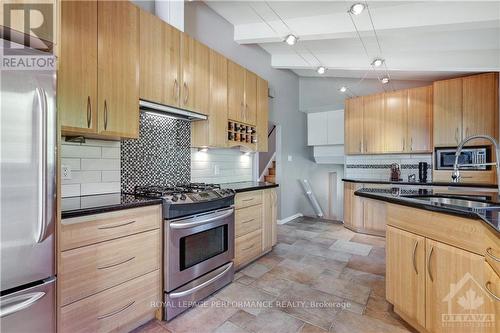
[204,1,500,82]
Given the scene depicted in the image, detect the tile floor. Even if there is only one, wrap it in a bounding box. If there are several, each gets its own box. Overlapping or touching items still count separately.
[133,217,416,333]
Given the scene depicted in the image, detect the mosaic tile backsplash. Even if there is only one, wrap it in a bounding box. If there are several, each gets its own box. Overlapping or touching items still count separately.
[121,112,191,193]
[344,154,433,181]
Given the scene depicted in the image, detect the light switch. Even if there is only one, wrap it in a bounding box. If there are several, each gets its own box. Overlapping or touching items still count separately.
[288,155,293,162]
[214,165,220,175]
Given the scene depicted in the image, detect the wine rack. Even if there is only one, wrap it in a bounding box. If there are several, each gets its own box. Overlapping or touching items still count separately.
[227,121,257,145]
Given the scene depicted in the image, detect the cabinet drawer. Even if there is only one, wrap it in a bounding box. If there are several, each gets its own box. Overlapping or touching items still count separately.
[235,191,262,209]
[235,205,262,237]
[59,229,160,306]
[235,229,262,268]
[484,228,500,276]
[61,205,161,251]
[60,270,160,333]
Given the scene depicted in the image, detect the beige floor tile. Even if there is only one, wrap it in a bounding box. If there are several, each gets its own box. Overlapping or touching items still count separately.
[270,258,326,284]
[251,270,294,296]
[298,323,330,333]
[214,281,275,315]
[330,310,411,333]
[236,274,256,285]
[131,320,171,333]
[213,321,250,333]
[329,240,372,256]
[311,272,371,305]
[231,308,305,333]
[350,234,386,248]
[241,262,271,279]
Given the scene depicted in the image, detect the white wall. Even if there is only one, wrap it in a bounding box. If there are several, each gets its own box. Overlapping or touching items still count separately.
[191,148,253,184]
[61,139,121,197]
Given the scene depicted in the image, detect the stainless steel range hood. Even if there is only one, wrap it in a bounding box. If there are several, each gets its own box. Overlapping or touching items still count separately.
[139,99,208,121]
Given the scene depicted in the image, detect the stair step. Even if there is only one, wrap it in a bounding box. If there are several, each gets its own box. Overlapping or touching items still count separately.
[272,161,276,168]
[265,175,275,183]
[268,167,275,175]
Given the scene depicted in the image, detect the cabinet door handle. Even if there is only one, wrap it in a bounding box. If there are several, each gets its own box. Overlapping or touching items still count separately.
[242,244,255,251]
[455,127,459,144]
[104,100,108,130]
[486,247,500,262]
[359,141,362,153]
[412,240,418,275]
[466,127,469,138]
[484,281,500,302]
[173,79,179,101]
[242,198,254,202]
[98,220,136,230]
[97,301,135,320]
[402,138,405,151]
[86,96,91,128]
[410,137,413,151]
[427,245,434,282]
[242,219,255,224]
[183,82,189,105]
[97,256,135,270]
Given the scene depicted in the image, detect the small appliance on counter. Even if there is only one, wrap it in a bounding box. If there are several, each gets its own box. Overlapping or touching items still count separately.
[435,146,489,170]
[418,162,428,182]
[390,163,402,181]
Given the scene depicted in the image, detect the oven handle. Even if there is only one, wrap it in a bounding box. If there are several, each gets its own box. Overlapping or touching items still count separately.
[169,262,233,299]
[169,208,234,230]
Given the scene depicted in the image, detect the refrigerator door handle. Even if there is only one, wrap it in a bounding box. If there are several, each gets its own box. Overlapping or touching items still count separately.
[0,292,46,318]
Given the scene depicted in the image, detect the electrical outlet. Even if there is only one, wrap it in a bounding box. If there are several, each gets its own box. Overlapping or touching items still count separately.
[61,165,72,180]
[287,155,293,162]
[214,165,220,176]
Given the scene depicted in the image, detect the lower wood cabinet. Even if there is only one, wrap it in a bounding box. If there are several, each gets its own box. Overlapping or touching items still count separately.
[386,204,500,333]
[234,188,277,269]
[58,205,162,333]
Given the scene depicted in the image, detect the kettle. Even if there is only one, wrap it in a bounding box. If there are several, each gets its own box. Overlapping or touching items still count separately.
[390,163,401,181]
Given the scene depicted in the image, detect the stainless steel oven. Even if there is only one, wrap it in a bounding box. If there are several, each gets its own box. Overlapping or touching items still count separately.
[435,147,489,170]
[164,207,234,320]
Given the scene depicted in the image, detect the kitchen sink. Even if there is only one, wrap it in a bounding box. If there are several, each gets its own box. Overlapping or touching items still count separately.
[405,195,500,209]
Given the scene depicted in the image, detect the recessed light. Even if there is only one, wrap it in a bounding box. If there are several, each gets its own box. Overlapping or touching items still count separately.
[284,34,298,46]
[339,86,347,93]
[371,58,385,67]
[349,3,365,15]
[316,66,326,75]
[381,77,390,84]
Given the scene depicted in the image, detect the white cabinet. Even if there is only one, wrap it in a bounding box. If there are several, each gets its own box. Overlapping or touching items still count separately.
[307,110,344,146]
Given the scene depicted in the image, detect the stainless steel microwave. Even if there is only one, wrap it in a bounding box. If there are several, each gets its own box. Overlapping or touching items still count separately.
[435,147,489,170]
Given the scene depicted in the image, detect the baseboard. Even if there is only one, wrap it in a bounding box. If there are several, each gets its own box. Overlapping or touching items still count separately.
[277,213,303,224]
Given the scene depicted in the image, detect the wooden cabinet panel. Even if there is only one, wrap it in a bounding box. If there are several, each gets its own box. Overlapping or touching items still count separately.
[164,23,182,108]
[343,182,364,232]
[484,261,500,328]
[407,86,432,152]
[244,70,257,125]
[235,190,263,209]
[235,229,262,269]
[235,205,262,238]
[433,77,463,146]
[362,198,386,235]
[97,0,139,139]
[425,239,496,333]
[463,73,499,144]
[384,90,408,153]
[59,0,97,135]
[386,226,426,328]
[256,77,269,152]
[60,205,161,251]
[344,97,364,154]
[262,188,277,252]
[191,50,227,147]
[363,94,385,153]
[59,229,160,306]
[228,61,245,123]
[60,270,160,333]
[180,34,209,115]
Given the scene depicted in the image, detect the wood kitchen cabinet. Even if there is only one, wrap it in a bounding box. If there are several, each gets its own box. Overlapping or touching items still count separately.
[362,198,386,236]
[59,0,140,139]
[244,70,258,125]
[384,90,408,153]
[343,182,364,233]
[386,226,426,329]
[363,93,385,154]
[180,33,210,115]
[139,9,181,108]
[227,61,258,126]
[256,77,269,152]
[191,50,228,148]
[344,97,364,154]
[433,77,463,146]
[407,86,433,152]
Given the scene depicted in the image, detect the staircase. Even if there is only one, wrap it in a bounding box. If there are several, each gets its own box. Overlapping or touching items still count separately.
[264,161,276,183]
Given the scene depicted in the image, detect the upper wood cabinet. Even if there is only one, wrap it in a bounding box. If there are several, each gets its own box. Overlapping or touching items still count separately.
[191,50,228,148]
[244,70,257,125]
[180,34,209,115]
[433,77,463,146]
[58,0,98,135]
[384,90,408,153]
[344,97,364,154]
[363,93,385,154]
[386,226,426,328]
[434,73,498,147]
[60,0,140,139]
[407,86,433,152]
[256,77,269,152]
[228,61,246,123]
[139,10,180,107]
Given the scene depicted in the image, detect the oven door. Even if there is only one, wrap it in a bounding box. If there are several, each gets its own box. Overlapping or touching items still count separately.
[166,207,234,292]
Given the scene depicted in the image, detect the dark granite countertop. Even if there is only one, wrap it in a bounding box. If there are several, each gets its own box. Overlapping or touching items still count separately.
[61,193,163,219]
[220,181,279,193]
[343,178,497,189]
[355,187,500,233]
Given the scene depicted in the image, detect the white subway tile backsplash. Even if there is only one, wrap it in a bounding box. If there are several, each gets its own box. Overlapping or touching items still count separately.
[61,137,121,197]
[190,148,253,184]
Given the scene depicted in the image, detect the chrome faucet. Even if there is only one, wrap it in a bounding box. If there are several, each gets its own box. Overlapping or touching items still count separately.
[452,135,500,192]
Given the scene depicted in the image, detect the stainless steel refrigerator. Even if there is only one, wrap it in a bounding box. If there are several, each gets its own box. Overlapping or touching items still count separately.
[0,39,56,332]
